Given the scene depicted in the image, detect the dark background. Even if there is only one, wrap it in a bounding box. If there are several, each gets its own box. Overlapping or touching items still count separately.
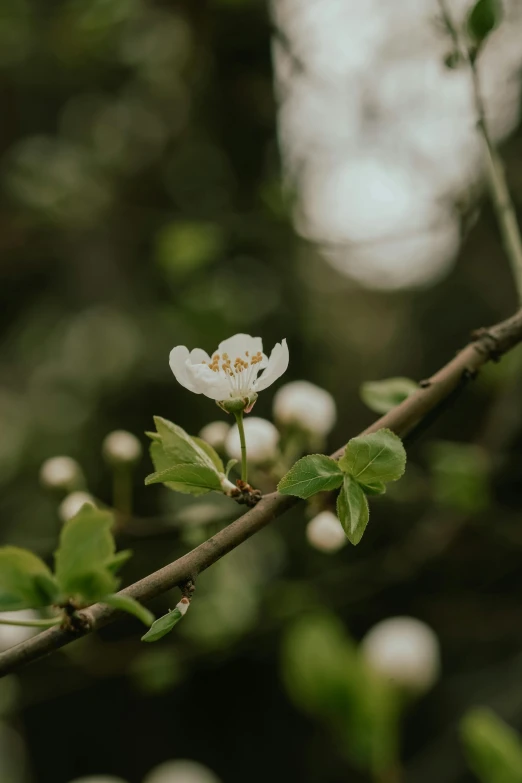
[1,1,522,782]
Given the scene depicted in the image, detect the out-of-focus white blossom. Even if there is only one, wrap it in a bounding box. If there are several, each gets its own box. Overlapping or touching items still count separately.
[0,611,39,652]
[59,491,96,523]
[170,333,289,406]
[225,417,279,465]
[361,616,440,693]
[198,421,231,451]
[39,456,83,492]
[144,760,221,783]
[306,511,346,553]
[273,381,336,436]
[102,430,142,465]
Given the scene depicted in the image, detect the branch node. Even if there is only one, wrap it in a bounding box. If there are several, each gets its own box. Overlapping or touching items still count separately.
[472,327,503,361]
[179,577,197,599]
[62,603,91,634]
[234,479,262,507]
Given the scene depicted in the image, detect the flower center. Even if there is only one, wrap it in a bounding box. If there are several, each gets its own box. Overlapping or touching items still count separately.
[204,351,264,396]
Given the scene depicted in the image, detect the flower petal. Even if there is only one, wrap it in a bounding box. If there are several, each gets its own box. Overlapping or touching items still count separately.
[190,364,232,400]
[255,339,289,392]
[169,346,201,393]
[189,348,211,364]
[217,333,263,359]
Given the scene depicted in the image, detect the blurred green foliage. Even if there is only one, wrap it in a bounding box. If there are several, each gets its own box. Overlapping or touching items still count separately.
[282,613,400,776]
[462,708,522,783]
[427,440,491,514]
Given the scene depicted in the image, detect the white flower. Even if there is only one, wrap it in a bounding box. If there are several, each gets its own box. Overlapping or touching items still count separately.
[102,430,142,465]
[306,511,346,553]
[361,616,440,693]
[225,417,279,465]
[39,456,83,491]
[59,491,96,523]
[198,421,231,450]
[144,761,221,783]
[273,380,336,436]
[0,611,39,652]
[170,333,289,406]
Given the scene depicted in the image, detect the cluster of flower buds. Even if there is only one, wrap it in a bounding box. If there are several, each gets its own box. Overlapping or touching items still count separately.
[40,429,143,523]
[198,384,337,471]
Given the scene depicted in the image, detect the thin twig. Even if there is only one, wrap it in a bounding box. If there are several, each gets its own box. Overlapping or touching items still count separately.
[0,310,522,677]
[438,0,522,303]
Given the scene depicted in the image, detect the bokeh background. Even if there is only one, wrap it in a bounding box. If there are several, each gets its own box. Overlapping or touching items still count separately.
[1,0,522,781]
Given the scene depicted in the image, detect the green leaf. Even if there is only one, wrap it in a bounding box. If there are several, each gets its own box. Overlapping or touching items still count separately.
[145,463,223,495]
[153,417,217,471]
[66,569,118,605]
[336,476,369,545]
[278,455,344,499]
[358,480,387,496]
[0,547,58,611]
[360,377,418,414]
[339,429,406,486]
[103,594,155,627]
[141,602,188,642]
[55,505,115,585]
[461,708,522,783]
[106,549,133,575]
[191,436,225,473]
[467,0,502,46]
[54,505,123,604]
[150,439,209,495]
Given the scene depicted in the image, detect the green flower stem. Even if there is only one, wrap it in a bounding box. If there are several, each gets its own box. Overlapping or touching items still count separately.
[113,465,133,516]
[234,411,248,483]
[0,615,62,628]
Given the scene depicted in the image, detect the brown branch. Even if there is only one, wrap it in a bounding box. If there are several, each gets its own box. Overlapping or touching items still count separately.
[1,310,522,677]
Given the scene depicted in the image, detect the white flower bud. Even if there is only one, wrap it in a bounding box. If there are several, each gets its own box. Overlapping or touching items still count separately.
[306,511,346,553]
[102,430,142,465]
[39,456,83,492]
[225,417,279,465]
[198,421,231,450]
[0,611,39,652]
[144,761,221,783]
[59,491,96,523]
[273,381,336,436]
[361,616,440,693]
